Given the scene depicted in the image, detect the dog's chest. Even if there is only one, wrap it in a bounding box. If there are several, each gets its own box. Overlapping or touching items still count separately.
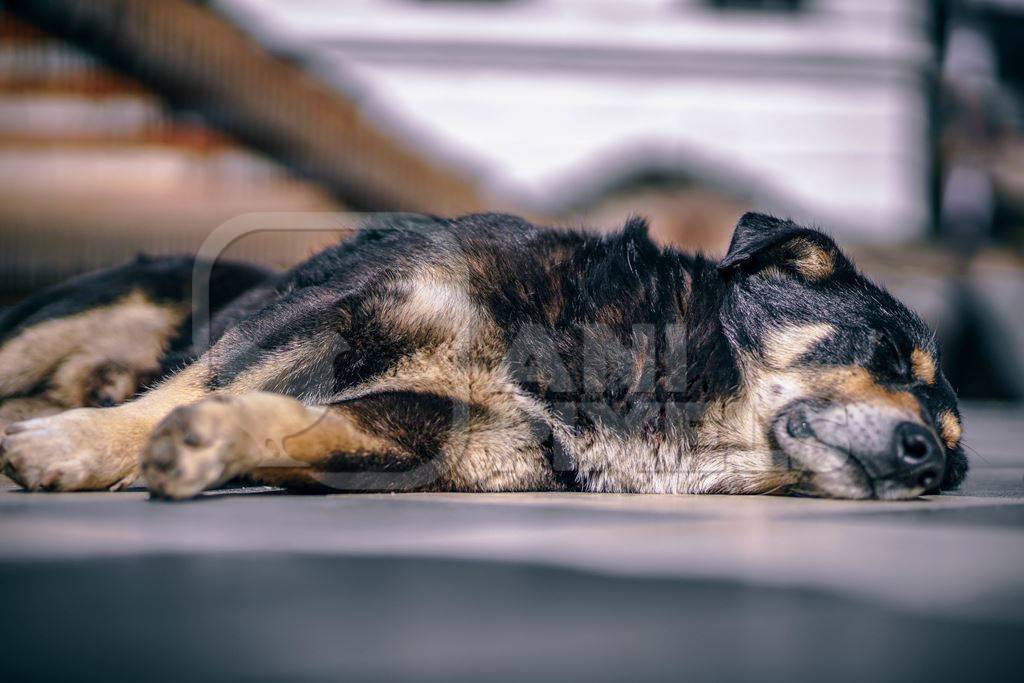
[561,426,692,493]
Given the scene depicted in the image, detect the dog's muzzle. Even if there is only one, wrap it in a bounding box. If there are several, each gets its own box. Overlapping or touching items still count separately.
[775,400,945,498]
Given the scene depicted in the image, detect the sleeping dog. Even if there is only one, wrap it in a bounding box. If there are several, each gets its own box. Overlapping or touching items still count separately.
[0,212,966,499]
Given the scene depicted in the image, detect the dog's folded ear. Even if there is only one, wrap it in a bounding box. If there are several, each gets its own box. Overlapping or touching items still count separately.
[718,212,847,280]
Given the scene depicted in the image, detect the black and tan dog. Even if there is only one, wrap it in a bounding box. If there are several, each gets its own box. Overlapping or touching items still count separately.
[0,212,966,500]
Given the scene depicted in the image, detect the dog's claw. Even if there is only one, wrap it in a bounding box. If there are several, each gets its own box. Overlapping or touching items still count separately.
[108,474,137,491]
[40,468,62,490]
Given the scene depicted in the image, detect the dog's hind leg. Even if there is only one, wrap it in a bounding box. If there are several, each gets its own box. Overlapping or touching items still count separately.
[140,389,556,499]
[0,290,185,427]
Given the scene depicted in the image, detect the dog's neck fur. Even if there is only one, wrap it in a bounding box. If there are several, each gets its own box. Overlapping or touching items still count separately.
[558,225,740,406]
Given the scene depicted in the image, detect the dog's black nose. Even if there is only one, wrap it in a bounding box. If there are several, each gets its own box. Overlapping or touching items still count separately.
[896,422,936,464]
[892,422,943,490]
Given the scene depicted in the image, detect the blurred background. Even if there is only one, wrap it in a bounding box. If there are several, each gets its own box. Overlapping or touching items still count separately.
[1,0,1023,400]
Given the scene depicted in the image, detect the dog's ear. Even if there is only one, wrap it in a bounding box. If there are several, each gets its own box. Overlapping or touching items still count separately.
[718,212,845,280]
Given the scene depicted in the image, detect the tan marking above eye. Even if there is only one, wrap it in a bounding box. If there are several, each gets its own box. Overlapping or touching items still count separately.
[938,410,962,449]
[911,347,937,385]
[813,366,921,415]
[762,323,834,368]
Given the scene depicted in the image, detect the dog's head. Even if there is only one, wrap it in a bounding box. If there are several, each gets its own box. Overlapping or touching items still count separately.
[714,212,966,499]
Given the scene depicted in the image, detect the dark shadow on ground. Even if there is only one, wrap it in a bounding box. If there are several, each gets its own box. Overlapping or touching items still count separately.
[1,553,1020,682]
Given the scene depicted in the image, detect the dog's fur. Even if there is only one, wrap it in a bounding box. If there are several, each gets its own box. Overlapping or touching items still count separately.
[0,212,967,499]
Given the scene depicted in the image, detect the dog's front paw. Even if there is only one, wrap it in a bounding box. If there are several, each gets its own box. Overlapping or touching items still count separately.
[0,409,136,491]
[142,397,248,500]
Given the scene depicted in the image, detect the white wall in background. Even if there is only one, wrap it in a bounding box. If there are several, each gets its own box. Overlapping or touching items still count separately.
[218,0,934,242]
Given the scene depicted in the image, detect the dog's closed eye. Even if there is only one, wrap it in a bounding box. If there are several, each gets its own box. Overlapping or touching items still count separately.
[869,331,913,383]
